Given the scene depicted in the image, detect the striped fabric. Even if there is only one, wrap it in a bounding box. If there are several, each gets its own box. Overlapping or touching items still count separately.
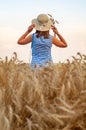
[31,33,53,69]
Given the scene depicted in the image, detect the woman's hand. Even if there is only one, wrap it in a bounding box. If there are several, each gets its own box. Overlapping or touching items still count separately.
[51,25,59,34]
[28,24,35,33]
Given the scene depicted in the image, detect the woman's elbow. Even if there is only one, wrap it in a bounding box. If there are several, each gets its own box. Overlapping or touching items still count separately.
[62,43,68,48]
[17,40,22,45]
[64,44,68,47]
[64,41,68,47]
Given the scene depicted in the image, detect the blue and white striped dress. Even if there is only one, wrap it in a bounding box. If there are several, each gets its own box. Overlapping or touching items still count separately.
[31,33,53,69]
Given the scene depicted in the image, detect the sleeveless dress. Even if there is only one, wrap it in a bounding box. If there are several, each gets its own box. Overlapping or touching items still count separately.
[31,33,53,69]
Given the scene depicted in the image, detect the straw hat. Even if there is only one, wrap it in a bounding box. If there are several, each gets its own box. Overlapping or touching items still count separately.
[31,14,53,31]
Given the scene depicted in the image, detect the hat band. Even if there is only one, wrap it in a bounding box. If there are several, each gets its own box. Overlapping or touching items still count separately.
[36,20,48,27]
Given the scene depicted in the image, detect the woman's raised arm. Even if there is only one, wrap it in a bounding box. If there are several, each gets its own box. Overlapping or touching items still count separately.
[51,25,67,48]
[17,24,35,45]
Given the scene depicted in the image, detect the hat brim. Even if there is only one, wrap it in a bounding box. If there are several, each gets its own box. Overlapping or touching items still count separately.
[32,18,53,31]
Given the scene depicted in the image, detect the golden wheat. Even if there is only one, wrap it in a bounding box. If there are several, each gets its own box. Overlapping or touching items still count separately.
[0,52,86,130]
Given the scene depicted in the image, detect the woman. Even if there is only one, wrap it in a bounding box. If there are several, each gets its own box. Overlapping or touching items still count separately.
[17,14,67,69]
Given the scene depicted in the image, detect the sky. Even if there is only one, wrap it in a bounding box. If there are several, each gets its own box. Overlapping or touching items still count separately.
[0,0,86,63]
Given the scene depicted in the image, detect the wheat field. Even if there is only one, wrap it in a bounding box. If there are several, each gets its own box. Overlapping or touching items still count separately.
[0,52,86,130]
